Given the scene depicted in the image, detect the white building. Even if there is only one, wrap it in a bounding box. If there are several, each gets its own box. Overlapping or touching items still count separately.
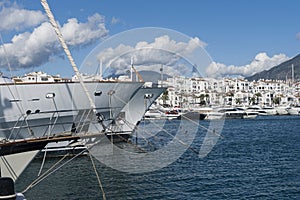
[157,76,300,108]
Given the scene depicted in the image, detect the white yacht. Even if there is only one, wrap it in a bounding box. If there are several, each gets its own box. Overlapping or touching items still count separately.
[235,107,258,119]
[275,106,290,115]
[0,72,144,140]
[261,106,277,115]
[107,85,166,138]
[217,107,245,119]
[287,106,300,115]
[201,111,225,120]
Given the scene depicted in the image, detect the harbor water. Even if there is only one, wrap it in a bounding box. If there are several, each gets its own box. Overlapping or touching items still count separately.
[16,115,300,199]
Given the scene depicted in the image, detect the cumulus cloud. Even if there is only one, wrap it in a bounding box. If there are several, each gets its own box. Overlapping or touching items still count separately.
[0,6,46,31]
[205,52,290,78]
[0,13,108,70]
[61,13,108,46]
[96,35,206,77]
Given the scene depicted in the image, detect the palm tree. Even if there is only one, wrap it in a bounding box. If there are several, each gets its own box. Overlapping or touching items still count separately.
[161,90,169,105]
[255,92,262,104]
[235,98,242,105]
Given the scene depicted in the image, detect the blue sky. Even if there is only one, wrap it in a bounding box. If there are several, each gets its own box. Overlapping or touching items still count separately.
[0,0,299,78]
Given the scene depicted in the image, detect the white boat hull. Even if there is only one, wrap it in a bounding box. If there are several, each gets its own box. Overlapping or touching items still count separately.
[0,81,143,139]
[109,87,166,133]
[287,107,300,115]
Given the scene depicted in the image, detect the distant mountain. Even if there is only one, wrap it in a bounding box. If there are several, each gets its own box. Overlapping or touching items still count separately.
[246,54,300,81]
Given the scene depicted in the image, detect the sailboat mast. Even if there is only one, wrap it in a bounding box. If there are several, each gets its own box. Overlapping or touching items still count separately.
[40,0,97,113]
[292,64,294,83]
[131,57,134,82]
[99,59,103,80]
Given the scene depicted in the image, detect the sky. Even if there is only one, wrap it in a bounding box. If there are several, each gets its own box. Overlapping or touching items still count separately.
[0,0,299,78]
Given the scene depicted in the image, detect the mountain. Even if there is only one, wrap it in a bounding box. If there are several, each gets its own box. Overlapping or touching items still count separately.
[246,54,300,81]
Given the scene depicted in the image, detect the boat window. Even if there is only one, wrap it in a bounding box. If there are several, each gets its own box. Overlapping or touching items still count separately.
[46,93,55,99]
[9,99,21,102]
[144,93,153,99]
[94,91,102,96]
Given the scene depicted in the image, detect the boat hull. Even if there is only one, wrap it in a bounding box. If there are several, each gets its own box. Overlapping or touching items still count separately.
[0,81,143,139]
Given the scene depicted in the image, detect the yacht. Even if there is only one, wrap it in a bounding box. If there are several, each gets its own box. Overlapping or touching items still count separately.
[103,85,166,140]
[0,72,144,140]
[217,107,245,119]
[287,106,300,115]
[200,111,225,120]
[235,107,258,119]
[275,106,290,115]
[261,106,277,115]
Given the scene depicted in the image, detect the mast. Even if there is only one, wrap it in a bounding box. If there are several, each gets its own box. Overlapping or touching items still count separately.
[160,64,163,87]
[99,59,103,80]
[130,57,134,82]
[292,64,294,83]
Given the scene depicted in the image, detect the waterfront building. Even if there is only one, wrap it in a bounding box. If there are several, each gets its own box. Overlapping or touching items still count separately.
[157,76,300,108]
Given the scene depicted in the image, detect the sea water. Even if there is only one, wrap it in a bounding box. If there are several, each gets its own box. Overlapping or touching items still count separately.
[16,115,300,199]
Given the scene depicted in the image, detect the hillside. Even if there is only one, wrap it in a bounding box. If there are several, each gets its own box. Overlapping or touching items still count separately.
[246,54,300,81]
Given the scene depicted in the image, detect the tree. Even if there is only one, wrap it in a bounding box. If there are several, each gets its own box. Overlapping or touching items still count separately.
[273,96,281,105]
[161,90,169,105]
[235,98,242,105]
[254,92,262,104]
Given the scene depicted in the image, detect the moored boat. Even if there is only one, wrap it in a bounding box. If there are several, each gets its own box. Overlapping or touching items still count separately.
[287,106,300,115]
[0,72,144,140]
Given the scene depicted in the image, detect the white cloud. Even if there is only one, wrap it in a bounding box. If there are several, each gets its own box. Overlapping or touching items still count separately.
[61,13,108,46]
[0,13,108,70]
[97,35,206,77]
[205,52,290,78]
[0,6,47,31]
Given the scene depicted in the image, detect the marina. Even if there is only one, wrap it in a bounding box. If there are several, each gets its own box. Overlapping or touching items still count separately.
[0,0,299,199]
[15,115,300,199]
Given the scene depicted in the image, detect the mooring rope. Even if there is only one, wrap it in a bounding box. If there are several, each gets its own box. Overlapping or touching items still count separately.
[22,137,105,195]
[88,153,107,200]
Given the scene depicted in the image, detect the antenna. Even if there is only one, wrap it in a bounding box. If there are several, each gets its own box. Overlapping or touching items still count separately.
[130,57,133,82]
[99,59,103,80]
[292,64,294,83]
[160,64,163,87]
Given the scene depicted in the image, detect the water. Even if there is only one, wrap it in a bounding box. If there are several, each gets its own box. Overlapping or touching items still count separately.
[16,115,300,199]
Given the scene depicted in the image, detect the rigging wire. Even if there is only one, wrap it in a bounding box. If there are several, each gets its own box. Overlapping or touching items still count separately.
[22,137,105,194]
[0,33,28,137]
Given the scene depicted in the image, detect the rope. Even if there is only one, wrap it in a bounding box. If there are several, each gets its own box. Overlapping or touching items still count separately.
[22,153,71,194]
[22,137,105,194]
[40,0,97,115]
[0,32,27,135]
[88,153,107,200]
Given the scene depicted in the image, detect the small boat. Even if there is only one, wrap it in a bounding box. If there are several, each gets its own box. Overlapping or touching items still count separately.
[202,111,225,120]
[247,106,269,116]
[235,107,258,119]
[217,108,245,119]
[275,106,290,115]
[144,109,164,119]
[261,106,277,115]
[287,106,300,115]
